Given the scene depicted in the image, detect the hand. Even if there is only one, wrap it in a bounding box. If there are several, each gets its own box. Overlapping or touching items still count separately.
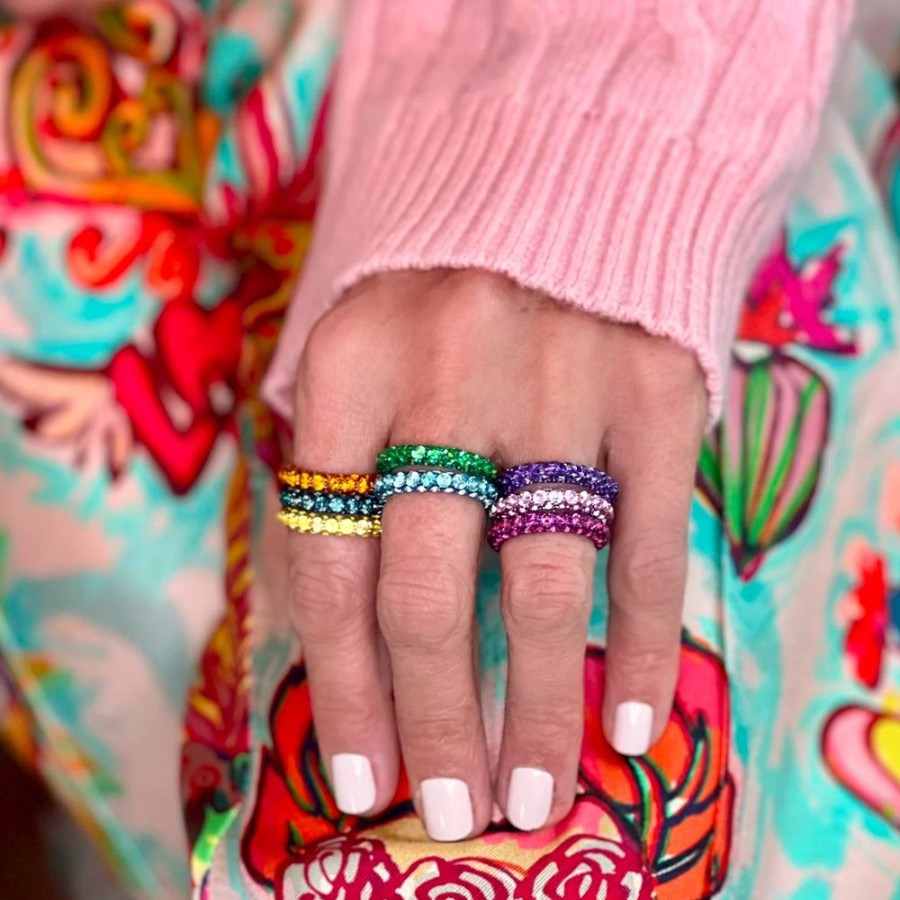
[289,270,707,839]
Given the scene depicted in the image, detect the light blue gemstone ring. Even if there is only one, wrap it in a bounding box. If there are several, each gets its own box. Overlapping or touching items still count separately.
[374,469,498,510]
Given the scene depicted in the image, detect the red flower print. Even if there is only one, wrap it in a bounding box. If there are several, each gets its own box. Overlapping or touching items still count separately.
[843,551,890,689]
[277,836,403,900]
[580,636,734,899]
[516,834,653,900]
[400,856,520,899]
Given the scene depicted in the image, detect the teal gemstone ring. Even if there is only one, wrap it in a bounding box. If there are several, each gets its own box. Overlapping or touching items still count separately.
[374,470,498,510]
[279,489,382,518]
[377,445,498,481]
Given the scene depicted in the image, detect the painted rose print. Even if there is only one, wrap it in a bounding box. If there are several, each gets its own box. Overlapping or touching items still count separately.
[242,635,732,898]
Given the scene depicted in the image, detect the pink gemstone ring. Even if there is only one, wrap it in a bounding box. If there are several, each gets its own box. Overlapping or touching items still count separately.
[487,510,611,552]
[489,488,614,524]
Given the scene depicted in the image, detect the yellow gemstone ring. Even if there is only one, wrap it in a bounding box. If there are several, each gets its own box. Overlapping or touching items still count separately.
[278,509,382,538]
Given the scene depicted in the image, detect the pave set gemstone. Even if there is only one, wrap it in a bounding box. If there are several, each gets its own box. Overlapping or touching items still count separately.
[277,509,382,538]
[277,467,381,538]
[490,489,614,522]
[488,462,618,551]
[278,453,618,549]
[487,511,611,551]
[374,468,498,509]
[377,445,499,481]
[497,462,619,505]
[279,489,382,518]
[277,468,372,495]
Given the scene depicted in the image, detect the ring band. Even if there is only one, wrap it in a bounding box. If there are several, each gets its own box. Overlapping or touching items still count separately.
[278,509,382,538]
[487,510,611,551]
[377,445,498,481]
[490,488,614,523]
[375,469,498,509]
[279,489,382,518]
[277,467,373,495]
[497,462,619,505]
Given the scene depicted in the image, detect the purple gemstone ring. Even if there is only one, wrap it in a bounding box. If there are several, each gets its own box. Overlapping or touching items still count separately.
[487,510,612,552]
[496,462,619,505]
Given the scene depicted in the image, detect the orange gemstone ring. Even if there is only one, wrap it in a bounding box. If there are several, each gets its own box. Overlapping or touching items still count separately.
[277,467,373,495]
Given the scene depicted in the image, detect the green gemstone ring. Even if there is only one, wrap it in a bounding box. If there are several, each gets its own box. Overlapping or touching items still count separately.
[376,444,498,480]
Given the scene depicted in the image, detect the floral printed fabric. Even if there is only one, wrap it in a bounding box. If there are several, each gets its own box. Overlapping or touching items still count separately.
[0,2,898,899]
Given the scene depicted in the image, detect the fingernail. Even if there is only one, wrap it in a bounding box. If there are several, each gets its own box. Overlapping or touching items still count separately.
[331,754,376,815]
[613,702,653,755]
[507,767,554,831]
[420,778,473,841]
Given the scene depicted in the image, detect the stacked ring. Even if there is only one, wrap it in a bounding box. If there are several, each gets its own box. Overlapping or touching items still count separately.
[279,489,382,518]
[376,445,499,511]
[497,462,619,505]
[277,467,372,495]
[374,469,498,510]
[488,461,618,551]
[490,488,614,523]
[487,510,610,551]
[377,445,498,480]
[277,510,382,538]
[277,466,381,538]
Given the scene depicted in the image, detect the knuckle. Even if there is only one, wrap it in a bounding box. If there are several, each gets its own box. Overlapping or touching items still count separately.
[431,270,510,317]
[510,707,583,750]
[297,305,371,391]
[289,552,368,641]
[314,689,384,737]
[378,565,470,649]
[629,343,704,408]
[608,647,679,695]
[615,535,686,605]
[399,706,479,763]
[502,560,591,639]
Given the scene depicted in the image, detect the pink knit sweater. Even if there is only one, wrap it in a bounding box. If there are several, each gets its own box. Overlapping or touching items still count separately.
[263,0,855,422]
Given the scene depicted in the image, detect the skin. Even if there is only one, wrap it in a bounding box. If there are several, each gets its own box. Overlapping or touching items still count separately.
[290,269,707,837]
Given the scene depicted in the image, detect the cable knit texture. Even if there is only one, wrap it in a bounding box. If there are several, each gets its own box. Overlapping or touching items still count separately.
[263,0,855,422]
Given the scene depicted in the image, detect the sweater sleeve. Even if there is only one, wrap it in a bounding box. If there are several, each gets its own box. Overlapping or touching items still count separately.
[262,0,855,422]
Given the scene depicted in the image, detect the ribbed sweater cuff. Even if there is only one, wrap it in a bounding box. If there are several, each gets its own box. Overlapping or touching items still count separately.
[262,2,853,426]
[269,101,797,423]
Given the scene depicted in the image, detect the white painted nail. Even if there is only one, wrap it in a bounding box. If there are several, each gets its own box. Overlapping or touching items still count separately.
[507,767,554,831]
[613,701,654,755]
[420,778,473,841]
[331,754,376,815]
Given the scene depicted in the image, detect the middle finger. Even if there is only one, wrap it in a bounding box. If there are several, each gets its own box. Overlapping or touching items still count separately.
[377,482,491,842]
